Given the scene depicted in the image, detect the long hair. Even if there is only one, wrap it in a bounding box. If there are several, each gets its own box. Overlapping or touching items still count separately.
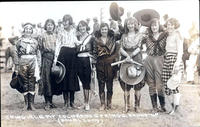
[62,14,73,25]
[77,20,90,32]
[124,17,140,34]
[94,22,114,38]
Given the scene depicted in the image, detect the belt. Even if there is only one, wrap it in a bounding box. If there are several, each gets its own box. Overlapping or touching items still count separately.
[77,52,90,57]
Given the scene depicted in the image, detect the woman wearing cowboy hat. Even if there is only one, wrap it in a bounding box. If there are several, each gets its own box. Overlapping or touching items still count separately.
[119,17,145,113]
[38,19,63,110]
[161,18,184,115]
[15,22,41,110]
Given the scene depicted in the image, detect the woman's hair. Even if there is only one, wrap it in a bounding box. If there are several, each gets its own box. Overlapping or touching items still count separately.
[77,20,90,32]
[62,14,73,25]
[148,18,164,35]
[164,18,180,29]
[124,17,140,34]
[44,19,56,31]
[94,22,114,38]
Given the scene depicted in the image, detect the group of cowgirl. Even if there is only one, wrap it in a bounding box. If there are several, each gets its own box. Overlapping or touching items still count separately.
[10,8,184,115]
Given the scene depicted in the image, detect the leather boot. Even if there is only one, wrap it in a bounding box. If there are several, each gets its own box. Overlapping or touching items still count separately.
[150,94,158,112]
[107,92,112,110]
[99,92,105,110]
[29,93,36,111]
[158,95,166,112]
[135,94,141,113]
[44,96,51,111]
[49,96,56,108]
[63,93,69,109]
[22,94,29,111]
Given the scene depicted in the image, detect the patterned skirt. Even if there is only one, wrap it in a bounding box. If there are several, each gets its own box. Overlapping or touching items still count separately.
[162,52,179,95]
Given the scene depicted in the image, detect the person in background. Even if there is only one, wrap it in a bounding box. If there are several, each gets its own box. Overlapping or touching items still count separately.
[92,17,100,35]
[15,22,41,110]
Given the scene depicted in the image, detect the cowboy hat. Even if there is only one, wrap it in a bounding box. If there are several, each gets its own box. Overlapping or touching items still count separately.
[120,63,145,85]
[133,9,160,27]
[8,36,18,44]
[110,2,124,21]
[10,72,24,93]
[51,61,66,84]
[167,74,180,89]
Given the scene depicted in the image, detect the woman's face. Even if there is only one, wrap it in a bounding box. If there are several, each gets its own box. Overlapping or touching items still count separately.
[101,26,108,37]
[24,25,33,37]
[46,22,54,33]
[78,23,87,34]
[167,21,175,33]
[151,21,159,33]
[127,20,135,32]
[63,20,70,29]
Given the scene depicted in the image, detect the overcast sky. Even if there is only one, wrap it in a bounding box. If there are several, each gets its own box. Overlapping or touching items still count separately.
[0,0,199,39]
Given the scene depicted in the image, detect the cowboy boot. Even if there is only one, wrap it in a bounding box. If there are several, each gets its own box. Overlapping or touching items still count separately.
[158,95,166,112]
[63,92,69,109]
[29,93,36,111]
[150,94,158,112]
[49,96,57,108]
[44,96,51,111]
[22,94,29,111]
[134,93,141,113]
[107,92,112,110]
[99,92,105,111]
[84,89,90,111]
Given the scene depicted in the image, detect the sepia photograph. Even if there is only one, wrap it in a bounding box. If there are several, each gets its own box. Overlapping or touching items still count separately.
[0,1,199,127]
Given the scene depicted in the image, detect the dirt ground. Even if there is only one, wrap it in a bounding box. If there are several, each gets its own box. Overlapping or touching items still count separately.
[1,72,200,127]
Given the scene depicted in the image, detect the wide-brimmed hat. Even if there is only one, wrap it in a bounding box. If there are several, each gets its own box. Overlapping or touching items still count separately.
[8,36,18,44]
[51,61,66,84]
[110,2,124,21]
[133,9,160,27]
[167,74,181,89]
[120,63,145,85]
[10,72,24,93]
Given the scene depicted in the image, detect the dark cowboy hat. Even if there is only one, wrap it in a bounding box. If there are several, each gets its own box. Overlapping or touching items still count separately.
[133,9,160,27]
[10,72,24,93]
[51,61,66,84]
[120,63,145,85]
[8,36,18,44]
[110,2,124,21]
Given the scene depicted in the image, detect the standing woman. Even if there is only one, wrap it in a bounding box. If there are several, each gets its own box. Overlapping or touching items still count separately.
[54,14,80,109]
[76,20,95,111]
[94,23,122,110]
[143,18,168,112]
[161,18,183,114]
[38,19,61,110]
[119,17,145,113]
[15,23,41,110]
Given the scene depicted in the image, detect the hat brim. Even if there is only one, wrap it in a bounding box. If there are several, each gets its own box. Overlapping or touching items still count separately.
[110,2,124,21]
[120,63,145,85]
[167,75,180,89]
[10,72,24,93]
[133,9,160,27]
[55,61,66,84]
